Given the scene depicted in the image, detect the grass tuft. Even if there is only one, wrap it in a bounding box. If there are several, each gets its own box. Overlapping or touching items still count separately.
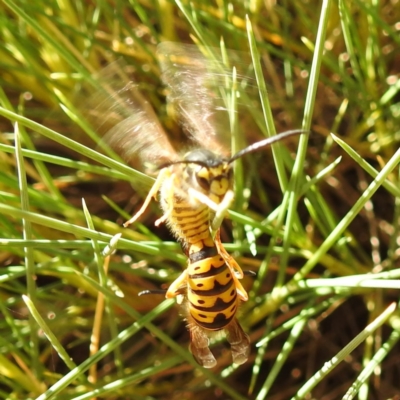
[0,0,399,399]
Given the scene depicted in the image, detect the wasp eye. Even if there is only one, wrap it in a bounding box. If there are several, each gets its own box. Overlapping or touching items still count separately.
[196,175,210,190]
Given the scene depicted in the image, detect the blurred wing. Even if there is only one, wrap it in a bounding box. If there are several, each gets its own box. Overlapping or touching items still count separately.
[83,61,178,170]
[225,319,250,365]
[157,42,262,157]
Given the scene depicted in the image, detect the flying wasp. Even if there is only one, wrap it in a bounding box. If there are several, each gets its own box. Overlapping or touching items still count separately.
[92,42,304,367]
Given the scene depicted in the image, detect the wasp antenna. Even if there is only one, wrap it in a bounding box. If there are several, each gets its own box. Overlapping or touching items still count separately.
[138,289,167,296]
[156,161,176,170]
[229,129,308,163]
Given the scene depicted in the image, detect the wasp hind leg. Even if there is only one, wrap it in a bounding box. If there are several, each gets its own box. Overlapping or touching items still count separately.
[188,323,217,368]
[214,229,249,301]
[225,319,250,365]
[165,270,187,299]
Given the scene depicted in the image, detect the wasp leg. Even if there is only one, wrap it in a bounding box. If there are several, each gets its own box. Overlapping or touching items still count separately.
[187,187,234,236]
[187,188,218,210]
[154,209,171,227]
[214,230,248,301]
[165,270,188,299]
[210,189,234,232]
[155,171,177,226]
[188,322,217,368]
[214,229,244,278]
[225,319,250,365]
[231,272,248,301]
[124,168,169,227]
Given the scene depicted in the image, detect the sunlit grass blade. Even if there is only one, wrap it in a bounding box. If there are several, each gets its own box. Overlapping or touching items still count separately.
[293,146,400,281]
[0,106,152,188]
[22,295,80,375]
[14,122,40,375]
[291,303,396,399]
[0,0,399,398]
[331,133,400,197]
[343,328,400,400]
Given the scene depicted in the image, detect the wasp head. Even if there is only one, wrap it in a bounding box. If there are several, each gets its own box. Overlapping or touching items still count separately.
[182,149,233,204]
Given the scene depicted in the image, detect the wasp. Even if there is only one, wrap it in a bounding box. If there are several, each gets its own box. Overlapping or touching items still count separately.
[94,42,304,367]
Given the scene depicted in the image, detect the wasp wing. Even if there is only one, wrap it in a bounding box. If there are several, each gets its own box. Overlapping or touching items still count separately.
[83,60,179,171]
[157,42,263,157]
[225,318,250,365]
[188,323,217,369]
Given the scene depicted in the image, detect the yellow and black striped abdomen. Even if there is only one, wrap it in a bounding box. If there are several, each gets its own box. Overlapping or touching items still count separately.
[167,201,212,244]
[187,246,239,331]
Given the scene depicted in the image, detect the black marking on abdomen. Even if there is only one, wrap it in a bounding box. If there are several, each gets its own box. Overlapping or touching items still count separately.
[190,296,236,312]
[173,203,205,213]
[191,311,236,330]
[179,219,208,232]
[189,262,228,278]
[189,279,234,296]
[174,207,208,222]
[189,246,219,263]
[181,224,209,237]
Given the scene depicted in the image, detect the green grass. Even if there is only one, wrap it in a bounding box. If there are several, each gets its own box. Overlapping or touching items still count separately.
[0,0,399,399]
